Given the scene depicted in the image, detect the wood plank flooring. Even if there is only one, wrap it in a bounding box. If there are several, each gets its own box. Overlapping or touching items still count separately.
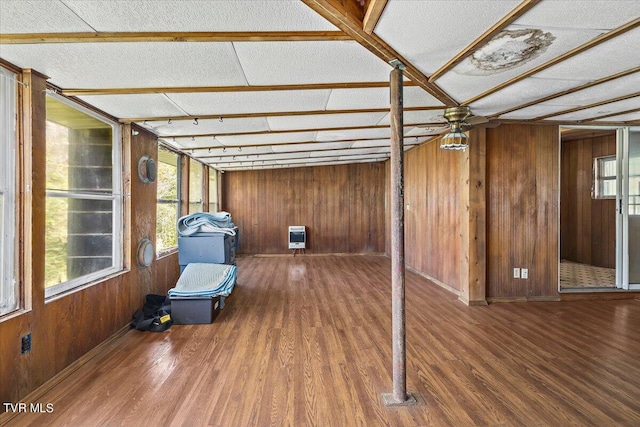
[6,255,640,426]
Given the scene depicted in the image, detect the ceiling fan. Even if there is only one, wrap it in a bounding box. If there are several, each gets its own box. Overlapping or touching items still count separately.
[439,106,498,150]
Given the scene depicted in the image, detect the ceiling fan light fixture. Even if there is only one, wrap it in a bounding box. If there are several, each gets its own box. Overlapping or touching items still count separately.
[440,106,471,151]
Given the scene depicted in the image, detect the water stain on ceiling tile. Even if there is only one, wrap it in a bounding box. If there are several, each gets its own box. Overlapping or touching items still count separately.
[458,29,556,75]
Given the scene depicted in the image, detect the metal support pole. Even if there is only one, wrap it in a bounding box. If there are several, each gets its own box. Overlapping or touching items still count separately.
[382,60,417,406]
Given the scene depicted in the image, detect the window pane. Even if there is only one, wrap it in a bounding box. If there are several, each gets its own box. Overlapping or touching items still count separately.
[156,148,179,252]
[45,95,120,296]
[45,197,114,287]
[1,68,18,316]
[189,159,202,214]
[602,158,616,178]
[602,179,616,198]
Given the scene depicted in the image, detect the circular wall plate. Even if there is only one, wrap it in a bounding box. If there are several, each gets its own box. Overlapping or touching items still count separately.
[137,238,155,267]
[138,156,157,183]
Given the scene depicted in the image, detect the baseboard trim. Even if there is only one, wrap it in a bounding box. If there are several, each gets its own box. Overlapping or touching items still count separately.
[243,252,387,258]
[487,296,561,303]
[405,265,461,297]
[0,324,131,423]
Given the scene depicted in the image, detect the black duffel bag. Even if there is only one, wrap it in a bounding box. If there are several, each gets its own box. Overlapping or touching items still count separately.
[131,294,173,332]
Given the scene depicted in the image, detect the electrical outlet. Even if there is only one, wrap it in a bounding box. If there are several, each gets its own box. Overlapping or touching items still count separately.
[513,268,520,279]
[21,334,31,354]
[521,268,529,279]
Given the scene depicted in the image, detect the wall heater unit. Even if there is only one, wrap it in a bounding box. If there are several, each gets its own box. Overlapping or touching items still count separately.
[288,226,306,249]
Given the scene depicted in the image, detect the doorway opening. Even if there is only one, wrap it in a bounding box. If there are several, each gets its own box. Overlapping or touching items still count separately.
[560,127,617,290]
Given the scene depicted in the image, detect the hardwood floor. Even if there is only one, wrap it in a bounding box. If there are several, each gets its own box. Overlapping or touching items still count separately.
[6,255,640,426]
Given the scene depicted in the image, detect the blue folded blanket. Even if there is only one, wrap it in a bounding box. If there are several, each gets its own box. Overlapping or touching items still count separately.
[177,212,236,236]
[169,263,237,298]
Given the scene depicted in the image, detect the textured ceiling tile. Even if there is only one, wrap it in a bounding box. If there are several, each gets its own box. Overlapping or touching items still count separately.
[375,0,521,75]
[541,73,640,106]
[167,90,331,116]
[377,110,445,125]
[267,112,388,131]
[139,117,269,136]
[536,29,640,81]
[599,112,640,122]
[0,43,247,88]
[548,97,640,121]
[234,41,391,85]
[0,0,94,33]
[271,142,352,152]
[78,94,186,119]
[62,0,337,31]
[499,104,573,120]
[438,27,601,101]
[315,128,391,141]
[216,132,318,146]
[326,86,443,110]
[513,0,640,31]
[468,77,591,117]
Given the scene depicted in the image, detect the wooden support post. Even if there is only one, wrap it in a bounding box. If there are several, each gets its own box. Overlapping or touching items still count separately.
[382,60,417,406]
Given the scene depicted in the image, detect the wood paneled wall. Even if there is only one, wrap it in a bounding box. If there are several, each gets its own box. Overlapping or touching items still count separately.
[486,124,559,299]
[396,139,464,292]
[0,71,180,407]
[560,133,616,268]
[221,163,385,254]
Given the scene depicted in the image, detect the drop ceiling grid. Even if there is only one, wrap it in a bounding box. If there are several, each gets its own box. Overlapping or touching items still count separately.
[537,73,640,107]
[510,1,640,31]
[267,112,388,131]
[601,112,640,122]
[535,28,640,81]
[216,131,319,146]
[547,97,640,121]
[77,94,187,118]
[374,0,522,75]
[436,27,603,101]
[60,0,338,32]
[232,41,392,85]
[141,117,270,137]
[325,86,444,110]
[0,42,248,89]
[192,145,275,157]
[271,142,354,152]
[377,110,445,126]
[469,77,592,117]
[165,89,332,116]
[0,1,94,33]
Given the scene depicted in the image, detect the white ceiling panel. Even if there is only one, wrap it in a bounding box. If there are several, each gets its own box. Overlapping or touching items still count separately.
[375,1,521,75]
[350,139,389,148]
[438,27,602,101]
[234,41,392,85]
[600,112,640,122]
[377,110,446,126]
[271,142,353,153]
[62,0,337,32]
[310,148,385,157]
[140,117,270,137]
[468,77,591,117]
[78,94,186,119]
[0,42,247,88]
[216,131,318,146]
[267,112,388,131]
[192,145,274,157]
[166,89,331,116]
[405,125,449,136]
[0,1,95,33]
[536,29,640,81]
[539,73,640,107]
[325,86,443,110]
[499,104,575,120]
[315,127,391,141]
[547,97,640,121]
[512,1,640,31]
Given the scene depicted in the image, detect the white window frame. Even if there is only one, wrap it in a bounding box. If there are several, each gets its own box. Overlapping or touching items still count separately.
[156,146,180,254]
[0,68,18,316]
[593,155,616,199]
[188,158,203,214]
[44,93,123,299]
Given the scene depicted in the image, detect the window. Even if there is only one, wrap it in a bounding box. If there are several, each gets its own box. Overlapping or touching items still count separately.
[0,68,17,316]
[208,168,218,213]
[45,95,122,298]
[156,147,180,252]
[593,155,616,199]
[189,158,203,214]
